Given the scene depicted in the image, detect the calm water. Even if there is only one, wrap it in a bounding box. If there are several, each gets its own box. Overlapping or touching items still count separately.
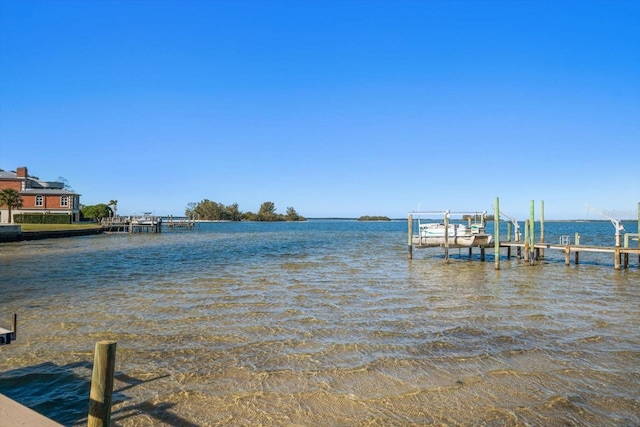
[0,220,638,426]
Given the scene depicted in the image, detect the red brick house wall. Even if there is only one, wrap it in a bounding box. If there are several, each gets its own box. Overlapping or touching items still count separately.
[0,166,82,223]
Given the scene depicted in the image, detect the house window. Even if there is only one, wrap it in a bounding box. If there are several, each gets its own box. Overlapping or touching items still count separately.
[36,195,43,206]
[61,195,68,207]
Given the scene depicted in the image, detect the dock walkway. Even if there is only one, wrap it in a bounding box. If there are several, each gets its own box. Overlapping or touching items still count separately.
[100,214,162,233]
[408,199,640,270]
[0,393,64,427]
[500,241,640,269]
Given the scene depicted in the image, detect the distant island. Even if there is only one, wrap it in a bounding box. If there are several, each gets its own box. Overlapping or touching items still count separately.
[185,199,305,222]
[357,216,391,221]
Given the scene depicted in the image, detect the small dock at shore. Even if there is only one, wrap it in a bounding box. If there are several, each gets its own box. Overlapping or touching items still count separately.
[0,393,64,427]
[1,340,117,426]
[0,313,17,345]
[408,199,640,270]
[101,213,162,233]
[100,214,196,233]
[164,215,196,230]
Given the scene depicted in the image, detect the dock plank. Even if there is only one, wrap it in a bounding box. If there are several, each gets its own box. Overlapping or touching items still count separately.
[0,393,64,427]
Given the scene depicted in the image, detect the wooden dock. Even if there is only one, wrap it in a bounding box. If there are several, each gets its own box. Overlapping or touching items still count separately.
[500,241,640,269]
[100,214,162,233]
[408,199,640,270]
[0,319,54,427]
[0,313,16,345]
[164,215,196,230]
[0,393,64,427]
[1,340,117,426]
[100,215,196,233]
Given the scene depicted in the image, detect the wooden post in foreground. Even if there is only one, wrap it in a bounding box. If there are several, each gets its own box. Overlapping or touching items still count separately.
[11,313,17,341]
[529,200,535,265]
[88,341,117,427]
[408,214,413,260]
[524,219,530,262]
[494,197,500,270]
[444,211,450,263]
[539,200,545,259]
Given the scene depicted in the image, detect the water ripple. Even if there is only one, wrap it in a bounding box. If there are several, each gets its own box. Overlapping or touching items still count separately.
[1,220,639,426]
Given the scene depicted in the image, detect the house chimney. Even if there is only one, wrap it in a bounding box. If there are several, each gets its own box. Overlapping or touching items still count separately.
[16,167,28,178]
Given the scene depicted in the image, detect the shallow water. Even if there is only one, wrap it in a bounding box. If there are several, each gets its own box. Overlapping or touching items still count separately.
[1,220,639,426]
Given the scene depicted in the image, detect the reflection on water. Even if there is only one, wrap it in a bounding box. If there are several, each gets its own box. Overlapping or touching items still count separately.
[0,220,638,426]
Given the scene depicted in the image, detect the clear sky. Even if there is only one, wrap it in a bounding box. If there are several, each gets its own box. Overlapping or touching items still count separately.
[1,0,638,220]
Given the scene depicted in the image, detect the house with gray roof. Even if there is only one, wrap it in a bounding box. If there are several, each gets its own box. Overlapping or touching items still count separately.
[0,167,81,223]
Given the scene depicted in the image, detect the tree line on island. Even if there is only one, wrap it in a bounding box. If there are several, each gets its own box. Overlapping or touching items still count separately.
[357,215,390,221]
[80,199,305,222]
[77,199,390,222]
[185,200,305,222]
[2,175,384,224]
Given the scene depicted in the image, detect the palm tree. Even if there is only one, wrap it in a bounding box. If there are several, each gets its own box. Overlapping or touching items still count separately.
[0,188,23,224]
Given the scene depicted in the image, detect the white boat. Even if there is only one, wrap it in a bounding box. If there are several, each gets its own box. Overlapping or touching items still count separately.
[131,212,159,225]
[412,222,493,248]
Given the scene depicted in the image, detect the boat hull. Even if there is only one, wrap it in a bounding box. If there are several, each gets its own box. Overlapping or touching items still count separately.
[412,234,493,248]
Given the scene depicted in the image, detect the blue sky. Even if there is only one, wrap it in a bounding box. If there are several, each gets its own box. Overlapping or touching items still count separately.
[1,0,638,219]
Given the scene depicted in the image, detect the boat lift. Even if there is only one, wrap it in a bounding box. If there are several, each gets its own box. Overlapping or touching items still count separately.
[585,204,625,247]
[499,210,521,242]
[409,210,488,228]
[407,210,492,262]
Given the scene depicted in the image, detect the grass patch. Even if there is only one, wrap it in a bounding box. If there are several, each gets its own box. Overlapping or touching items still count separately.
[19,223,101,232]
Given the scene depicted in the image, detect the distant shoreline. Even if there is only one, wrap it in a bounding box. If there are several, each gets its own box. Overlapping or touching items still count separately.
[1,218,637,243]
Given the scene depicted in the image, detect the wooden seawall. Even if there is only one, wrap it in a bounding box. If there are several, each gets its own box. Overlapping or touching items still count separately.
[0,227,102,243]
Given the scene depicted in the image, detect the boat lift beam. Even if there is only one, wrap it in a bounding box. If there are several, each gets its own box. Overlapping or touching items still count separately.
[499,210,521,242]
[585,203,625,247]
[409,210,487,217]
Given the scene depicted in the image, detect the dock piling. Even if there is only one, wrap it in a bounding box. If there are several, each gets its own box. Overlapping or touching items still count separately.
[11,313,16,341]
[408,214,413,260]
[524,220,529,263]
[494,197,500,270]
[540,200,545,259]
[88,341,117,427]
[529,201,535,265]
[443,211,450,263]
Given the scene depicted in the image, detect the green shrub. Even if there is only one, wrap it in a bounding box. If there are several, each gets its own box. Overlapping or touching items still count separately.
[14,213,72,224]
